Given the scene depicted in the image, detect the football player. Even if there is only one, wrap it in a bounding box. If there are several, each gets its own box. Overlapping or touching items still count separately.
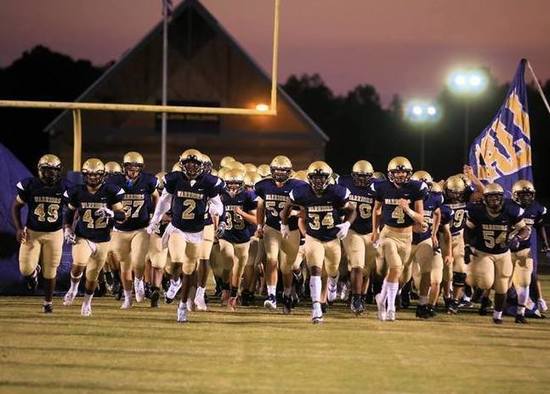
[510,180,548,323]
[108,152,159,309]
[12,154,68,312]
[282,161,356,323]
[254,156,306,312]
[62,158,126,316]
[465,183,530,324]
[337,160,377,315]
[147,149,223,323]
[103,161,123,297]
[219,169,258,310]
[371,156,427,321]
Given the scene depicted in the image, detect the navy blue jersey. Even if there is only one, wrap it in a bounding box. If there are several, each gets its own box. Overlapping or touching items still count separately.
[290,184,350,242]
[16,177,70,232]
[164,172,222,233]
[440,204,453,226]
[413,191,444,245]
[466,199,524,254]
[203,176,225,226]
[371,180,428,228]
[221,190,258,244]
[108,173,158,231]
[337,175,376,235]
[66,183,124,243]
[513,200,546,252]
[255,178,306,231]
[444,186,474,235]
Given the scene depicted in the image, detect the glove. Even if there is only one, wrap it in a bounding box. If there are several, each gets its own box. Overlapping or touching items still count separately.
[95,207,114,219]
[336,221,351,240]
[509,236,521,251]
[146,221,159,235]
[64,228,76,245]
[464,245,474,265]
[280,224,290,239]
[216,222,226,238]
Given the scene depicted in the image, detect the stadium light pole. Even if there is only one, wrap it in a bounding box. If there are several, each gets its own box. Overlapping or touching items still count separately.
[447,68,488,162]
[404,100,441,169]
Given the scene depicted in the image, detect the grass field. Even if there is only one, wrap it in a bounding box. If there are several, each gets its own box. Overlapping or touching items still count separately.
[1,274,550,393]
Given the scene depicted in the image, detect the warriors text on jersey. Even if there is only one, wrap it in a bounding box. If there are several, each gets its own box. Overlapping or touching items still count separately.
[16,177,70,232]
[164,171,222,233]
[371,180,428,228]
[221,190,258,243]
[108,173,158,231]
[66,183,124,242]
[413,191,444,244]
[466,200,524,254]
[290,183,350,242]
[255,178,307,231]
[337,175,376,235]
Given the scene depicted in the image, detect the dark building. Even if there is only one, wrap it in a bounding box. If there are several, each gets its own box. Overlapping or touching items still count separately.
[45,0,327,171]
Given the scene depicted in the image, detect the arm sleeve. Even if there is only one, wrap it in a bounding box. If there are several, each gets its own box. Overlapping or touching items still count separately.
[150,188,172,224]
[208,195,224,217]
[16,179,30,203]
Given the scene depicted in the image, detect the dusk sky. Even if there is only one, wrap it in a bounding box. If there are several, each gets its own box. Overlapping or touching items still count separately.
[1,0,549,105]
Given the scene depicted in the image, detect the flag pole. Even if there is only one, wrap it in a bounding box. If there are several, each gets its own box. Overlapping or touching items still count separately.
[161,1,169,172]
[527,61,550,116]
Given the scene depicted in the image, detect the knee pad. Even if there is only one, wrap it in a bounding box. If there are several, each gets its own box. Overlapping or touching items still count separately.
[452,271,466,287]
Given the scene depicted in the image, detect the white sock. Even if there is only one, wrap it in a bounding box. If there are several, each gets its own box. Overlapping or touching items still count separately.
[43,301,52,306]
[83,292,93,305]
[385,282,399,312]
[419,295,428,306]
[310,276,322,303]
[195,286,205,299]
[267,285,276,297]
[171,278,181,286]
[378,279,388,304]
[69,279,80,293]
[517,286,529,307]
[493,310,503,320]
[463,295,471,302]
[124,290,132,301]
[178,300,186,309]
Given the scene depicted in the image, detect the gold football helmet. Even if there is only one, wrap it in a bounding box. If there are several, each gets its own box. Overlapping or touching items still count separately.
[387,156,413,184]
[270,155,292,183]
[372,171,386,180]
[179,149,203,179]
[210,168,218,177]
[430,182,443,193]
[224,169,245,195]
[105,161,122,175]
[201,153,213,174]
[256,164,271,178]
[217,167,230,180]
[293,170,308,182]
[483,182,504,213]
[244,171,262,188]
[82,158,105,187]
[227,161,246,172]
[244,163,257,173]
[512,180,535,206]
[172,162,182,172]
[411,170,433,185]
[352,160,374,187]
[155,171,166,190]
[444,175,467,202]
[220,156,236,168]
[307,161,332,193]
[37,154,62,185]
[123,151,144,166]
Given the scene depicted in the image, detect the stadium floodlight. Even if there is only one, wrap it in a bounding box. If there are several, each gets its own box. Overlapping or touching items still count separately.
[404,99,441,169]
[255,103,270,112]
[446,67,489,160]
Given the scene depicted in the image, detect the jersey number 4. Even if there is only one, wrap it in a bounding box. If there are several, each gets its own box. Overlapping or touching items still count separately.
[391,206,405,224]
[34,203,60,223]
[308,212,334,230]
[82,209,108,229]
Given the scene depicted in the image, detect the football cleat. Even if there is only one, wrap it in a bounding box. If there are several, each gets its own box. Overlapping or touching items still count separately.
[120,296,132,310]
[515,314,528,324]
[327,277,338,303]
[351,295,365,315]
[428,305,437,318]
[144,283,152,299]
[150,289,160,308]
[194,293,207,311]
[311,302,323,324]
[240,290,251,306]
[282,295,292,315]
[81,302,92,317]
[492,317,503,325]
[386,310,396,321]
[134,278,145,303]
[165,278,182,303]
[447,300,459,314]
[42,303,53,314]
[263,294,277,310]
[320,303,328,314]
[177,303,188,323]
[375,293,387,321]
[479,297,491,316]
[458,298,473,309]
[416,304,430,319]
[63,290,77,306]
[25,275,39,293]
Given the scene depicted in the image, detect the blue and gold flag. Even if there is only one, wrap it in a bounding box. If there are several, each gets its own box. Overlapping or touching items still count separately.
[469,59,532,193]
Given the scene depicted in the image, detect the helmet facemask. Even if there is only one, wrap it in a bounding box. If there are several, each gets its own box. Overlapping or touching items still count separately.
[124,162,143,181]
[484,193,504,214]
[39,166,61,186]
[83,170,105,188]
[271,166,291,183]
[516,191,534,207]
[388,169,411,185]
[351,172,372,188]
[308,173,330,194]
[181,158,203,179]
